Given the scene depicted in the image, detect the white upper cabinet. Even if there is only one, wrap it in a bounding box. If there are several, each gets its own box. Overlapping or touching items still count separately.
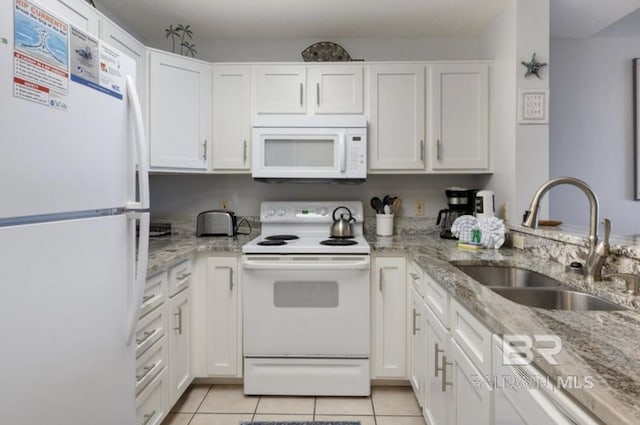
[255,65,307,114]
[148,50,211,170]
[254,65,364,115]
[368,65,426,171]
[46,0,98,34]
[429,63,489,171]
[212,65,251,171]
[98,18,147,119]
[308,66,364,114]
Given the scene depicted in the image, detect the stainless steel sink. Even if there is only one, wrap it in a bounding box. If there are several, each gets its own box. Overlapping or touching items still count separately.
[490,288,624,311]
[452,264,625,311]
[453,264,563,288]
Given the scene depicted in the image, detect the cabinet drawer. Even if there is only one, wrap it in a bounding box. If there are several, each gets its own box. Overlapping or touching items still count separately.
[136,367,167,425]
[168,260,192,297]
[136,305,166,358]
[136,335,168,395]
[408,261,426,298]
[424,272,449,327]
[450,298,491,375]
[141,272,167,318]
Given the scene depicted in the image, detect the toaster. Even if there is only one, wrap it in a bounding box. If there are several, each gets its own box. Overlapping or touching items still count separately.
[196,210,237,236]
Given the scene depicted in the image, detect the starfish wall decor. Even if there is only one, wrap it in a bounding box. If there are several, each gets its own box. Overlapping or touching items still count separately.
[521,53,547,79]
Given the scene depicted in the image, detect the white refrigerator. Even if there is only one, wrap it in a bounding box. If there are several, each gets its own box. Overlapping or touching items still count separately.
[0,1,149,424]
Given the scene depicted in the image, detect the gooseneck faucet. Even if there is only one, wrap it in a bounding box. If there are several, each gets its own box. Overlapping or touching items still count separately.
[521,177,611,281]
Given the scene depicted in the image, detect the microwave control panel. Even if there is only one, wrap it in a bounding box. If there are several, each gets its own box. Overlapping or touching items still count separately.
[346,133,367,177]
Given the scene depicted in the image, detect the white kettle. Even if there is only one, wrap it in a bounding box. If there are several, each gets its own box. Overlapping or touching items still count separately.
[474,190,495,219]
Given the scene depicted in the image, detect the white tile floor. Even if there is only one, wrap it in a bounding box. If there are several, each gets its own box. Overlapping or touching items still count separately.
[162,384,426,425]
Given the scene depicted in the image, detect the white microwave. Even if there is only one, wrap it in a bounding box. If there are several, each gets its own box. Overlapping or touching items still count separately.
[251,116,367,182]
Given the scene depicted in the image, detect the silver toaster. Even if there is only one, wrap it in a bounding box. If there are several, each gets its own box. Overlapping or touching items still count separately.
[196,210,237,236]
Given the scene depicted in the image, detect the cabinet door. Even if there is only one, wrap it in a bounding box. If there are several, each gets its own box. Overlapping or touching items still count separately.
[212,66,251,171]
[308,66,364,114]
[450,340,492,425]
[372,256,407,378]
[255,65,306,114]
[148,51,211,170]
[168,288,192,406]
[424,306,451,425]
[46,0,99,34]
[368,65,426,170]
[429,63,489,170]
[409,289,427,408]
[206,257,241,376]
[99,18,147,121]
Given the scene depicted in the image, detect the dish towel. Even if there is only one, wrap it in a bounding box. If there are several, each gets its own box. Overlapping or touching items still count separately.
[451,215,505,249]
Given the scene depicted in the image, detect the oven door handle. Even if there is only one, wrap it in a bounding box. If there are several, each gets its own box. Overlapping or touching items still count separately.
[243,259,370,270]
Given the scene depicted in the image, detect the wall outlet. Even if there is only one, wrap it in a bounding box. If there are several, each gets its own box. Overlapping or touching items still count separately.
[220,200,229,210]
[512,234,525,250]
[415,200,425,216]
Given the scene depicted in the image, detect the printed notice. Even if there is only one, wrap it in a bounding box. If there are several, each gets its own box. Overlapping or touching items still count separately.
[69,26,124,100]
[13,0,69,110]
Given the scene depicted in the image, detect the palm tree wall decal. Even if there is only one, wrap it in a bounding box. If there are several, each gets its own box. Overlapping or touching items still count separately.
[164,24,196,58]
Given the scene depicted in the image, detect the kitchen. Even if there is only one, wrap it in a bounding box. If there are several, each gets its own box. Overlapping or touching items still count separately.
[2,1,640,425]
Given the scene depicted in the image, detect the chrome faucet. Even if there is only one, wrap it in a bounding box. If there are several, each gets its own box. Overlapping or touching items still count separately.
[521,177,611,281]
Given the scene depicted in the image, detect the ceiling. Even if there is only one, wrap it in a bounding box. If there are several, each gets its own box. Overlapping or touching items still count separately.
[96,0,640,42]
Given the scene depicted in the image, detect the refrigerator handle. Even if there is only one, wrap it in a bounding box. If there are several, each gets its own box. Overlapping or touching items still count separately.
[126,75,150,211]
[126,211,150,345]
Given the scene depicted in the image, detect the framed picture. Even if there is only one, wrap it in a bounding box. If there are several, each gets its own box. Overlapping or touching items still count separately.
[518,89,549,124]
[635,59,640,199]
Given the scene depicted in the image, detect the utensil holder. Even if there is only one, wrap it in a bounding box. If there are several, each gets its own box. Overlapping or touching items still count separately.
[376,214,394,236]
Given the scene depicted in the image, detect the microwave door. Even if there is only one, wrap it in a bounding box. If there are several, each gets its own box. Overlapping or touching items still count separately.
[253,130,345,178]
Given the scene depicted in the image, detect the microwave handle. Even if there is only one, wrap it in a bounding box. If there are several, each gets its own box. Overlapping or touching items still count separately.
[339,134,346,173]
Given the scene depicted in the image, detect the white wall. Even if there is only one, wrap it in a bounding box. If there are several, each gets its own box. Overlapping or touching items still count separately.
[549,36,640,235]
[146,37,482,62]
[149,174,490,217]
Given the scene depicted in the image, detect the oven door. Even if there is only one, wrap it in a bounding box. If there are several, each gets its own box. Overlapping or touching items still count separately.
[242,255,370,357]
[251,127,348,179]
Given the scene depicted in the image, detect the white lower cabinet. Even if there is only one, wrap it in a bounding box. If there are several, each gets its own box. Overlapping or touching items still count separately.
[206,256,242,376]
[409,287,427,407]
[136,368,168,425]
[372,256,407,378]
[168,286,192,406]
[450,339,492,425]
[423,303,451,425]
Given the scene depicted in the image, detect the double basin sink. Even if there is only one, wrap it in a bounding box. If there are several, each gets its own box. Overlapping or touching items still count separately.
[452,264,624,311]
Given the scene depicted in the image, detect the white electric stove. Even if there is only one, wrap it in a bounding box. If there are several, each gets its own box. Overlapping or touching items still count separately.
[242,201,371,255]
[242,201,371,396]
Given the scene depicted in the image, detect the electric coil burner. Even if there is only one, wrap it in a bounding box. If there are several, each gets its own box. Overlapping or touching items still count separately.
[242,201,371,396]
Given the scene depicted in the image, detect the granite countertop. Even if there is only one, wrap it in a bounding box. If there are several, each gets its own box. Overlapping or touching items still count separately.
[148,230,640,424]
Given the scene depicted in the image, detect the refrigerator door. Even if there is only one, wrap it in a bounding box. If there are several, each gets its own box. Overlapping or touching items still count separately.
[0,0,137,219]
[0,215,136,425]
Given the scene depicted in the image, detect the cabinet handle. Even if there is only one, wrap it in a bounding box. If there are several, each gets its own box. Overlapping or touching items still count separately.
[174,308,183,335]
[142,294,155,304]
[435,343,445,377]
[243,140,247,163]
[141,410,157,425]
[136,363,156,382]
[316,83,320,105]
[436,139,442,161]
[420,140,425,161]
[441,355,453,392]
[412,308,421,335]
[300,83,304,106]
[229,267,234,292]
[202,139,208,161]
[136,330,155,345]
[177,272,191,288]
[379,268,383,292]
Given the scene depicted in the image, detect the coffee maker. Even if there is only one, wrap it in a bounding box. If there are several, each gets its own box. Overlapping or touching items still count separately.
[437,188,476,239]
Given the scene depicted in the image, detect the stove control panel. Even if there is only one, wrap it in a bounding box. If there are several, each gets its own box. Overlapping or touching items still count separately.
[260,201,363,223]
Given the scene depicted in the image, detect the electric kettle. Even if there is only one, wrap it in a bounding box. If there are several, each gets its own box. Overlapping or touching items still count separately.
[330,206,356,238]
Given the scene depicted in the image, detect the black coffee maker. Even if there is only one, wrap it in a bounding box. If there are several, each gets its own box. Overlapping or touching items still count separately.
[437,188,477,239]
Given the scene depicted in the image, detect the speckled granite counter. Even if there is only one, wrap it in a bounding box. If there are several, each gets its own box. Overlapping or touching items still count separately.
[148,228,640,424]
[368,233,640,425]
[146,231,259,276]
